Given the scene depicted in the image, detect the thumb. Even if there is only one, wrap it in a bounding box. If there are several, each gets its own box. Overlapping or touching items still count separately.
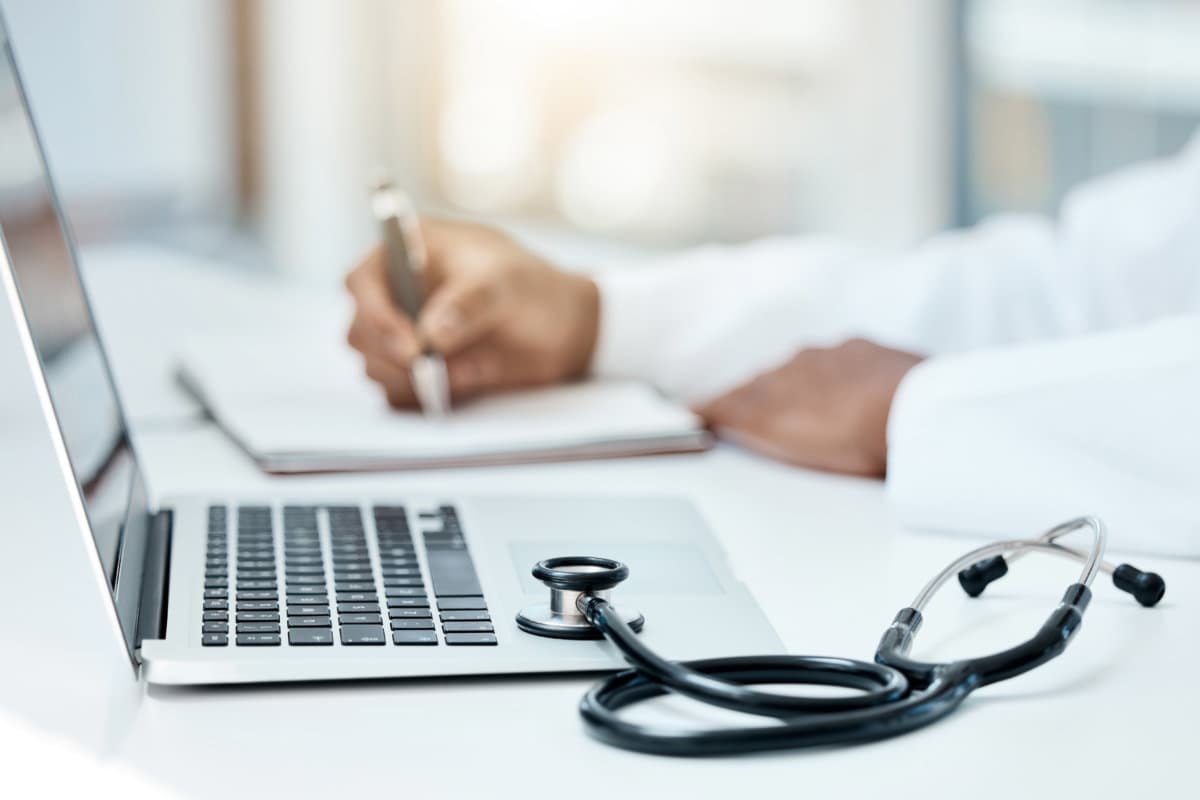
[418,276,509,356]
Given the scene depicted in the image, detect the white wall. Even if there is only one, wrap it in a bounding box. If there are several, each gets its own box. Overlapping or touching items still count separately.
[253,0,437,282]
[249,0,954,282]
[1,0,235,214]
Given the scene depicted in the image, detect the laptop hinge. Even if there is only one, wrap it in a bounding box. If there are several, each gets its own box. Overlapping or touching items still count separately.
[135,509,173,645]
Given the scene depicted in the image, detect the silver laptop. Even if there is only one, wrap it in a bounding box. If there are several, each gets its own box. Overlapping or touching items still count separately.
[0,15,780,685]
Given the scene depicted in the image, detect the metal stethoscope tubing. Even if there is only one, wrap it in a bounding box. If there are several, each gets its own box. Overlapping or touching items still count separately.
[521,517,1166,756]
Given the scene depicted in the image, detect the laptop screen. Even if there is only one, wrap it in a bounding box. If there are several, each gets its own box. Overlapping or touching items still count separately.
[0,11,150,664]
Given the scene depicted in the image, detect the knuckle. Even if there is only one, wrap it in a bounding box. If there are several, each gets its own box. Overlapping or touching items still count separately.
[384,385,414,409]
[384,388,405,408]
[842,337,872,352]
[346,322,364,351]
[457,279,496,313]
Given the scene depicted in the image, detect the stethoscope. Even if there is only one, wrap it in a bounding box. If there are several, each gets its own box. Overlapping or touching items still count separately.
[515,517,1165,756]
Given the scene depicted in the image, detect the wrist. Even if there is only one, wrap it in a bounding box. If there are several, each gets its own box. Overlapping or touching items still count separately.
[562,272,600,379]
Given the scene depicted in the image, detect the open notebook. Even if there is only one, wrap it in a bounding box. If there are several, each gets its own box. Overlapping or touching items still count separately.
[177,333,710,473]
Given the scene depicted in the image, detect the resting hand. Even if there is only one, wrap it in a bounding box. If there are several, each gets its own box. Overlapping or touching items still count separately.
[696,339,923,477]
[344,218,599,408]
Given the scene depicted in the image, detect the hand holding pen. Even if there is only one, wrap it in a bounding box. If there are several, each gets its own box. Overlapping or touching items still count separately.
[344,206,601,411]
[369,179,451,416]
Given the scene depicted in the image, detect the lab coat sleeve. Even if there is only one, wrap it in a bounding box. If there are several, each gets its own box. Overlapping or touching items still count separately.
[590,132,1200,405]
[885,315,1200,557]
[590,236,879,403]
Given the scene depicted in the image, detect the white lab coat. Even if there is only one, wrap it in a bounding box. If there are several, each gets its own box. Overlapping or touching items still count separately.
[591,132,1200,557]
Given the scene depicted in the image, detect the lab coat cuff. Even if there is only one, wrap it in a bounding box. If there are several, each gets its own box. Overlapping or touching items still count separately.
[590,268,661,382]
[884,318,1200,557]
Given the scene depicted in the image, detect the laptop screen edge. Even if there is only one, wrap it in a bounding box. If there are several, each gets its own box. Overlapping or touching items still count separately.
[0,10,149,673]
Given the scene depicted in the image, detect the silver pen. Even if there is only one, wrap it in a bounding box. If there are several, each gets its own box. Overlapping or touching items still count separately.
[370,176,450,416]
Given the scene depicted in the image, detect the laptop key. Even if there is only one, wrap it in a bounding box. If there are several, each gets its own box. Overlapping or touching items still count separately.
[201,633,228,646]
[392,630,438,646]
[284,565,325,575]
[288,586,328,596]
[237,601,279,611]
[288,605,330,616]
[382,577,424,588]
[389,608,432,619]
[236,612,280,623]
[337,603,380,614]
[204,589,227,599]
[237,581,277,590]
[238,591,278,601]
[332,572,373,582]
[379,548,415,559]
[202,622,229,634]
[439,611,490,622]
[236,570,276,580]
[335,582,377,593]
[339,613,383,625]
[340,625,386,646]
[437,597,487,611]
[287,595,328,607]
[445,633,498,646]
[380,567,421,578]
[387,597,430,609]
[203,611,229,622]
[236,633,281,646]
[391,619,435,630]
[442,621,495,633]
[204,599,229,610]
[237,623,281,634]
[336,592,377,603]
[286,576,327,586]
[385,588,427,599]
[288,616,332,628]
[289,628,334,646]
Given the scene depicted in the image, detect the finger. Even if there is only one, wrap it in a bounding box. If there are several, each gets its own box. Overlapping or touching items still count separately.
[346,307,420,366]
[710,424,802,465]
[694,380,764,430]
[414,216,450,290]
[347,288,422,365]
[362,352,419,409]
[418,276,510,356]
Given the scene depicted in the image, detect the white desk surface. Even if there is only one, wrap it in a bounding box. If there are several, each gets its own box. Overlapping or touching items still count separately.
[1,245,1196,799]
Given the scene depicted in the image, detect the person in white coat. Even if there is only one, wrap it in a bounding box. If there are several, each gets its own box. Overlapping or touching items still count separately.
[344,133,1200,556]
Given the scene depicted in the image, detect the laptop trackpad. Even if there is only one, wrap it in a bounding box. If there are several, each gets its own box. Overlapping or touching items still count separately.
[509,541,723,597]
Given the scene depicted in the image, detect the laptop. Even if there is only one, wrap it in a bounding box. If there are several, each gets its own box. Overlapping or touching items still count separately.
[0,14,781,685]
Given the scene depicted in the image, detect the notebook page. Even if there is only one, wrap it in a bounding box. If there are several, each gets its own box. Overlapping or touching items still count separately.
[178,332,703,462]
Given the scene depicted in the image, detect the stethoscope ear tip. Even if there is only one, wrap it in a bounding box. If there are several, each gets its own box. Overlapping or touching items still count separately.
[1112,564,1166,607]
[957,555,1008,598]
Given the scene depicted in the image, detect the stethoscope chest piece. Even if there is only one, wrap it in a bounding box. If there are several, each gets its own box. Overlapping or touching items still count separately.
[516,556,644,640]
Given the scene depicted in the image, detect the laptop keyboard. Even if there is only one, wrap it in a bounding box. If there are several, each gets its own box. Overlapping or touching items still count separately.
[200,504,497,648]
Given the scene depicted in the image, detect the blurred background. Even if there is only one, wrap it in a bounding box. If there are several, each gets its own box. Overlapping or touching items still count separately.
[2,0,1199,282]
